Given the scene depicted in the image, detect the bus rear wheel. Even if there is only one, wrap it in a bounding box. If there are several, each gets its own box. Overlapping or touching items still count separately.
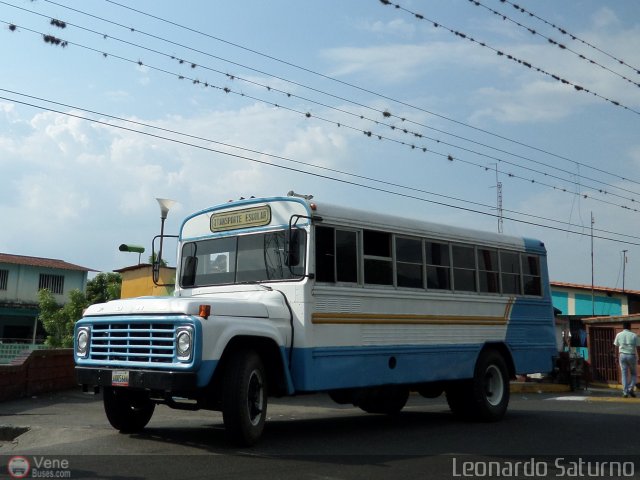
[222,349,268,446]
[103,387,155,433]
[446,350,509,422]
[357,387,409,415]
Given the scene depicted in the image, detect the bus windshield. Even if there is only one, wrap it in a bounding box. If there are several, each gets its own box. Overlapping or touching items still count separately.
[180,230,306,287]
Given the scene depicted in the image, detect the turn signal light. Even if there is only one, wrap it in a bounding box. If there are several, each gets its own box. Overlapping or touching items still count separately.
[199,304,211,319]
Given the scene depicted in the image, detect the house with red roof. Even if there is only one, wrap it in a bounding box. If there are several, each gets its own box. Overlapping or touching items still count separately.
[0,253,95,343]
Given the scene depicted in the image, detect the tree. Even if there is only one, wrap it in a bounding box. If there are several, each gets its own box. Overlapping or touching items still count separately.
[149,252,168,267]
[86,272,122,304]
[38,289,88,348]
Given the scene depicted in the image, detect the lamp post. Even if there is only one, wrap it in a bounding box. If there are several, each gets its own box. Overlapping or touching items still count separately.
[155,198,176,282]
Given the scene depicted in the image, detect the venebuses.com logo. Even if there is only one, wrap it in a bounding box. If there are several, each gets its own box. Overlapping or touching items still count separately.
[7,456,30,479]
[6,455,71,478]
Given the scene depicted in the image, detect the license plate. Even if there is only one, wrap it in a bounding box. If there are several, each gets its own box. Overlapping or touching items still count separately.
[112,370,129,387]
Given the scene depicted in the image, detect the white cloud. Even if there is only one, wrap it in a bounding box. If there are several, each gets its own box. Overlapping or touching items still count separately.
[322,41,493,84]
[469,80,593,124]
[358,18,416,38]
[591,7,620,29]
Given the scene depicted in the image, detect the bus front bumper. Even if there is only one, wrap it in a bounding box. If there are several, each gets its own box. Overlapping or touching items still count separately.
[75,366,198,392]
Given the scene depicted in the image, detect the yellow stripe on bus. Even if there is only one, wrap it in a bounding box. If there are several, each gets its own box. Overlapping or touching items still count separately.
[311,312,508,325]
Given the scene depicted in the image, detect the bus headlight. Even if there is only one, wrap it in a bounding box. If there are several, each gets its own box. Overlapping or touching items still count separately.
[76,327,90,358]
[176,326,193,361]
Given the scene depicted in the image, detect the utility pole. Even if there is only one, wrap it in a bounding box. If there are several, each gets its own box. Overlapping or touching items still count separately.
[622,250,628,292]
[490,164,503,233]
[591,212,595,316]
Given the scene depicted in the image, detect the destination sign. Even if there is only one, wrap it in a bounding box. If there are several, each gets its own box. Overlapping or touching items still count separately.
[210,205,272,232]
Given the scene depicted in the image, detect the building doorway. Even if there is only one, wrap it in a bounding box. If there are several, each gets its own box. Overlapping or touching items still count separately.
[590,327,618,383]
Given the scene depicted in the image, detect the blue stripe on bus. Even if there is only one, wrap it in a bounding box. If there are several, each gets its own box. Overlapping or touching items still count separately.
[287,344,481,392]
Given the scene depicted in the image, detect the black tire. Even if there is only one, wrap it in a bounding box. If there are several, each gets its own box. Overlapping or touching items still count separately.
[358,387,409,414]
[446,350,510,422]
[103,387,155,433]
[445,380,474,419]
[222,350,268,446]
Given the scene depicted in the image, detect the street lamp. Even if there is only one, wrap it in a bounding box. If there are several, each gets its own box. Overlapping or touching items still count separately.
[119,244,145,265]
[155,198,176,282]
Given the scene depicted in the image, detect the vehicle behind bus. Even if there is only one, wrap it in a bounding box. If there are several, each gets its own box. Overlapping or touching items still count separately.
[74,193,557,445]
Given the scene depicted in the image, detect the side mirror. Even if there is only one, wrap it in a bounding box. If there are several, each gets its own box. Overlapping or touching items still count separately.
[286,229,300,267]
[181,256,198,287]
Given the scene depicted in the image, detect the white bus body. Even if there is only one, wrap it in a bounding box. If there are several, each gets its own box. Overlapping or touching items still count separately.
[75,195,557,445]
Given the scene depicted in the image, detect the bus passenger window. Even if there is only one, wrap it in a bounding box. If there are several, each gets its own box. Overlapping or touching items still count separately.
[396,237,423,289]
[336,230,358,283]
[522,255,542,296]
[426,242,451,290]
[363,230,392,285]
[500,251,522,295]
[315,226,335,282]
[452,245,477,292]
[478,249,499,293]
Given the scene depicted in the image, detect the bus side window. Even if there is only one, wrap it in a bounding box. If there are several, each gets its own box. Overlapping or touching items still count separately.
[426,241,451,290]
[315,226,335,282]
[336,230,358,283]
[522,254,542,296]
[452,245,477,292]
[500,251,522,295]
[363,230,393,286]
[478,248,499,293]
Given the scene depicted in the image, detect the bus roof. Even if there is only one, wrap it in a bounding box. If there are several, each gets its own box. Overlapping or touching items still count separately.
[181,195,546,254]
[312,201,545,254]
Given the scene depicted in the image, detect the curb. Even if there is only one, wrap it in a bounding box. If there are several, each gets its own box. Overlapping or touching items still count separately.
[510,382,571,393]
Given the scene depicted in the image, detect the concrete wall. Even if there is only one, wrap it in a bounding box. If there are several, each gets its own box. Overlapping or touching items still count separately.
[0,349,75,402]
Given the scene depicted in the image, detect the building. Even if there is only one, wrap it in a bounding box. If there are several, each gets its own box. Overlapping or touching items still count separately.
[583,314,640,385]
[550,281,640,351]
[0,253,95,343]
[550,282,640,386]
[114,264,176,298]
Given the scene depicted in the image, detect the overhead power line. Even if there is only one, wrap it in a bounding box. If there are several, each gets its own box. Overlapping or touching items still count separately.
[7,0,640,204]
[4,15,640,214]
[467,0,640,89]
[62,0,640,187]
[499,0,640,77]
[2,87,640,246]
[378,0,640,116]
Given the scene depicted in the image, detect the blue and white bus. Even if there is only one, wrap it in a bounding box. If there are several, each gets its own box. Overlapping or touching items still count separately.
[75,193,557,445]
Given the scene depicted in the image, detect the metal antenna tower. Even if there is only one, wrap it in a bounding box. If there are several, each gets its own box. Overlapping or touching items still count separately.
[495,165,503,233]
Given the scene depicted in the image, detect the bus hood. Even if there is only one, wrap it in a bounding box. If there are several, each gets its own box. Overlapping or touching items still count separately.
[83,291,288,320]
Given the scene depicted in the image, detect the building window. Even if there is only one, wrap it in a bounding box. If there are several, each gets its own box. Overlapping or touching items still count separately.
[39,274,65,295]
[0,269,8,290]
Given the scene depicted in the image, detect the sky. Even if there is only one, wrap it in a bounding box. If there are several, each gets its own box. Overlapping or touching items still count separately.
[1,0,640,290]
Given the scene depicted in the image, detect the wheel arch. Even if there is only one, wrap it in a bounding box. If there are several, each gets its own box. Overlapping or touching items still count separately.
[480,342,516,379]
[212,335,292,399]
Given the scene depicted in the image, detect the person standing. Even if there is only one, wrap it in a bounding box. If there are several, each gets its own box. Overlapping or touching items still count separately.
[613,322,639,398]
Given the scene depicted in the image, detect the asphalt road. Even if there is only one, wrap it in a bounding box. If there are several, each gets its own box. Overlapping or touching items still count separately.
[1,387,639,479]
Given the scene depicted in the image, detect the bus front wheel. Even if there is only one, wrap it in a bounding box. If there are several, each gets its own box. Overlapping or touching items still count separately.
[222,350,268,446]
[103,387,155,433]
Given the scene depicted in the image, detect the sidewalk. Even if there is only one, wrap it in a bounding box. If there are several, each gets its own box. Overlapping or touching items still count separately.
[510,380,632,395]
